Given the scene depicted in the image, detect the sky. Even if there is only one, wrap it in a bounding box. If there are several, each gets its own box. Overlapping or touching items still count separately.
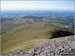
[1,0,74,11]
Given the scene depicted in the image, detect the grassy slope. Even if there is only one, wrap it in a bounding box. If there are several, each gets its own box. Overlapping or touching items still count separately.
[1,23,74,54]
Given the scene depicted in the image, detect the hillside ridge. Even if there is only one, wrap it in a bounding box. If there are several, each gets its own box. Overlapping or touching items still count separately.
[4,36,75,56]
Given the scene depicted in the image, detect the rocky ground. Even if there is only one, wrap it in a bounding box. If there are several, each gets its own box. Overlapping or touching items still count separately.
[2,36,75,56]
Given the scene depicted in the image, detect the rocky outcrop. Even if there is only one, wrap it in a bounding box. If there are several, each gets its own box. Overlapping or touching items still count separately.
[4,36,75,56]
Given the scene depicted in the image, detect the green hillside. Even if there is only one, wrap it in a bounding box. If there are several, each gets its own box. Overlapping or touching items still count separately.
[1,23,74,55]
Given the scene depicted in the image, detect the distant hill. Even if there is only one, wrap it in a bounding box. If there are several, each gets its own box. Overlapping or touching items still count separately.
[22,16,43,19]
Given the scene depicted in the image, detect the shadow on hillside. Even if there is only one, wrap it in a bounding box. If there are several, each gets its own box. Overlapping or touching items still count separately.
[51,30,74,39]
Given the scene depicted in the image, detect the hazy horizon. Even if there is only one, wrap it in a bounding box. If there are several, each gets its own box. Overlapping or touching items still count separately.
[1,0,74,11]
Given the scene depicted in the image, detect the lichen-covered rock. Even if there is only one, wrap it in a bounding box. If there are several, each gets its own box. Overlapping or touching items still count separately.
[25,36,75,56]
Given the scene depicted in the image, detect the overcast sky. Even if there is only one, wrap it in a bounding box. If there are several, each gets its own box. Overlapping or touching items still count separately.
[1,0,74,10]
